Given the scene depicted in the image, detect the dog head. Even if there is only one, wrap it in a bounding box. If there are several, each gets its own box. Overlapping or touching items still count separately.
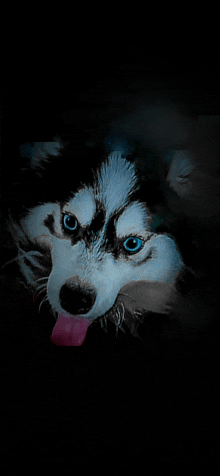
[8,141,184,345]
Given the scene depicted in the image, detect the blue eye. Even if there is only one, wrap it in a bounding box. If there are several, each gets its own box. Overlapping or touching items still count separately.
[123,237,143,253]
[63,214,78,231]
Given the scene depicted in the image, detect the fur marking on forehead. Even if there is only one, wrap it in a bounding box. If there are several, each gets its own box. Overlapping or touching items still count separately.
[116,202,151,238]
[66,188,96,226]
[95,155,137,216]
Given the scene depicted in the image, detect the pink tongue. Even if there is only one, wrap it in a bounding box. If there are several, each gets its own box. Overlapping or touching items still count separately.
[50,313,91,346]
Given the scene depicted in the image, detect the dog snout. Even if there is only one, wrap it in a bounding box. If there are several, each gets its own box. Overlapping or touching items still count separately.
[59,280,96,315]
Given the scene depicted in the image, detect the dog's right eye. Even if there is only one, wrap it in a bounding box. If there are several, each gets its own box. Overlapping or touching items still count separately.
[63,214,78,231]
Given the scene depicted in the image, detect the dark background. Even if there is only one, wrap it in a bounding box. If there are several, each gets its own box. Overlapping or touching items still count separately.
[1,44,220,470]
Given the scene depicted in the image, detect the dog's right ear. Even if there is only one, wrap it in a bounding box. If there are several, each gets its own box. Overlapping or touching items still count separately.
[19,137,63,172]
[165,150,195,198]
[103,134,134,158]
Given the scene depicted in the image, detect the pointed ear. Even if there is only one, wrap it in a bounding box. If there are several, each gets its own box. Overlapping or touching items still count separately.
[166,150,195,197]
[103,134,133,157]
[30,137,63,169]
[20,137,63,171]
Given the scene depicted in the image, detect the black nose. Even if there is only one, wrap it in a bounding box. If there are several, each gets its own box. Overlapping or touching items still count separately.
[59,281,96,315]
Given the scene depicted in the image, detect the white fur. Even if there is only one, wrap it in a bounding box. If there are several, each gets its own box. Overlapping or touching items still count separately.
[95,152,137,216]
[67,188,96,226]
[115,201,151,238]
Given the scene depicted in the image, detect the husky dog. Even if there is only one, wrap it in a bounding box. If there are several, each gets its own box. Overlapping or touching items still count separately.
[7,139,184,346]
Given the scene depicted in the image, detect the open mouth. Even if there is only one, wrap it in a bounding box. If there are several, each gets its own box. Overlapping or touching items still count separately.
[50,300,144,347]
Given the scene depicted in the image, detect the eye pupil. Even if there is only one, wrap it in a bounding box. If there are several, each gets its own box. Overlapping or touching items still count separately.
[128,239,137,248]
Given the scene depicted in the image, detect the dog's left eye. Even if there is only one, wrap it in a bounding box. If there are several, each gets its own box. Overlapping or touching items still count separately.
[123,237,143,253]
[63,214,78,231]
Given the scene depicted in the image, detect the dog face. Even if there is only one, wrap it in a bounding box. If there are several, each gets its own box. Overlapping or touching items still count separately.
[11,152,183,327]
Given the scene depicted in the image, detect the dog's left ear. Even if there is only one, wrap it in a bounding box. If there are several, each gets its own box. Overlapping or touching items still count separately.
[19,137,63,172]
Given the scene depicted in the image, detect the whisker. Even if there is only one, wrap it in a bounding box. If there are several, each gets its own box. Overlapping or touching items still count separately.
[115,309,120,336]
[33,287,47,303]
[100,315,108,332]
[113,303,126,336]
[35,283,48,292]
[120,302,125,323]
[118,291,137,304]
[1,255,26,269]
[35,276,49,284]
[118,292,130,298]
[2,250,44,270]
[133,310,144,323]
[38,296,49,313]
